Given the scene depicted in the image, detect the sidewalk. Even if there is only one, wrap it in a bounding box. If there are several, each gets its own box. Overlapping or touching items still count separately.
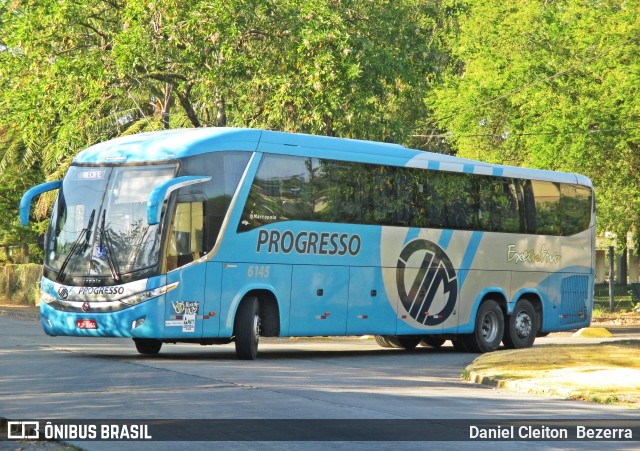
[464,338,640,408]
[0,304,40,321]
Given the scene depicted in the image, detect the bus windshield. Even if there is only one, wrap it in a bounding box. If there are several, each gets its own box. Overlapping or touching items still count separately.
[45,164,176,283]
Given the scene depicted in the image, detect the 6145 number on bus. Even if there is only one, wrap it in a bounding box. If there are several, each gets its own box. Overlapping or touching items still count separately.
[247,265,271,278]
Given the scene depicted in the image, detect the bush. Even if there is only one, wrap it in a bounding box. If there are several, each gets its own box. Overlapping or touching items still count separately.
[0,264,43,305]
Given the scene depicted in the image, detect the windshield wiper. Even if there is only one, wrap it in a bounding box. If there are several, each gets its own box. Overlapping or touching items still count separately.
[57,209,95,283]
[99,209,122,282]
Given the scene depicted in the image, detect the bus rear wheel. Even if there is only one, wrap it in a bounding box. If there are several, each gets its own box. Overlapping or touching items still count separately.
[503,299,538,349]
[133,338,162,355]
[234,296,260,360]
[462,299,504,353]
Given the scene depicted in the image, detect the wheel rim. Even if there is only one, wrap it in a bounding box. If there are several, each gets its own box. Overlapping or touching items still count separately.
[514,311,532,339]
[481,311,500,342]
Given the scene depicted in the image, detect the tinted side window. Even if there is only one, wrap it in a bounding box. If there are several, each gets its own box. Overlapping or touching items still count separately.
[530,180,561,235]
[478,177,521,233]
[239,154,319,230]
[177,151,251,254]
[239,154,592,237]
[561,184,592,235]
[241,154,507,231]
[427,171,476,230]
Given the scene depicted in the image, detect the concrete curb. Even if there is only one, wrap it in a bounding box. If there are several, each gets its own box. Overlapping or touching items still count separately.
[465,371,586,401]
[572,327,613,338]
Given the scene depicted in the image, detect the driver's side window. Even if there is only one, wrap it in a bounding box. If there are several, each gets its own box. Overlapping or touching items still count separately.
[166,201,204,271]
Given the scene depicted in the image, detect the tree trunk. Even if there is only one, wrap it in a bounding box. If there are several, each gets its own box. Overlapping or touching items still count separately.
[21,242,29,263]
[161,83,173,129]
[620,246,628,286]
[176,86,202,128]
[4,244,13,263]
[216,95,227,127]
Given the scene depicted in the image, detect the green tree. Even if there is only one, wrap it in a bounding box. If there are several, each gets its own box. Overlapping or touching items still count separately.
[111,0,440,139]
[428,0,640,241]
[1,0,448,245]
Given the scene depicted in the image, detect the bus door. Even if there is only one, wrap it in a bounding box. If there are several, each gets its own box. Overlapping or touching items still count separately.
[347,267,396,335]
[162,201,213,338]
[164,263,207,338]
[289,265,349,336]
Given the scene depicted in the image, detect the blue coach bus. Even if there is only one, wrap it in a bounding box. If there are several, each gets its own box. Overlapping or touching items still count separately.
[20,128,595,359]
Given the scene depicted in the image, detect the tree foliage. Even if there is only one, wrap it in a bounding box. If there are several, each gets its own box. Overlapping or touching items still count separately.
[0,0,446,252]
[428,0,640,242]
[3,0,639,252]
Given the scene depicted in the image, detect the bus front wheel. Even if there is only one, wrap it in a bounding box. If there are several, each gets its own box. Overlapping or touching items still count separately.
[133,338,162,355]
[503,299,538,349]
[234,296,260,360]
[374,335,394,348]
[420,336,446,348]
[391,336,421,349]
[462,299,504,353]
[452,337,469,352]
[377,335,420,349]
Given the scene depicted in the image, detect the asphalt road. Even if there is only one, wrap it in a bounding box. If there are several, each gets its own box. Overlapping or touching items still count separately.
[0,313,638,450]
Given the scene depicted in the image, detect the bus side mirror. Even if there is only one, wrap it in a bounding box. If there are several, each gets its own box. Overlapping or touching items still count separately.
[19,180,62,226]
[146,176,211,225]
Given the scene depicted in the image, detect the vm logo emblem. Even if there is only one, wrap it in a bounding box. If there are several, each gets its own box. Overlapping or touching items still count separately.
[396,239,458,326]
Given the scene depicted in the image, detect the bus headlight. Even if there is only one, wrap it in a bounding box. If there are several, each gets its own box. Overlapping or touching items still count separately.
[40,290,58,304]
[119,282,179,307]
[131,316,146,330]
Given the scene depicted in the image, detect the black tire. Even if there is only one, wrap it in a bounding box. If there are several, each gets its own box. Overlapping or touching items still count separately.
[503,299,538,349]
[133,338,162,355]
[374,335,394,348]
[420,336,446,348]
[462,299,504,353]
[235,297,260,360]
[384,335,421,349]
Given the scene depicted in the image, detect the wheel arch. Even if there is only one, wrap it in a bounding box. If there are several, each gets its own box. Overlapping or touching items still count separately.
[234,289,281,337]
[481,290,508,317]
[458,288,508,334]
[474,289,509,319]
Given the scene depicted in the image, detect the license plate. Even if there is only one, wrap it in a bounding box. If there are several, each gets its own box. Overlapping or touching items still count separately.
[77,319,98,329]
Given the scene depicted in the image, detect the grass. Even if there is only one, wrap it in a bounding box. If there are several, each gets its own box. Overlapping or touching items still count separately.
[464,341,640,408]
[466,285,640,407]
[593,283,640,321]
[592,296,640,325]
[592,309,640,326]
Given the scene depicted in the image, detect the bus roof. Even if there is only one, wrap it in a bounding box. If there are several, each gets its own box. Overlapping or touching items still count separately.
[72,127,591,187]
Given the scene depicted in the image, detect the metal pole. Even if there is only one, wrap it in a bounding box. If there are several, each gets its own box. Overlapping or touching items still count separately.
[609,246,615,312]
